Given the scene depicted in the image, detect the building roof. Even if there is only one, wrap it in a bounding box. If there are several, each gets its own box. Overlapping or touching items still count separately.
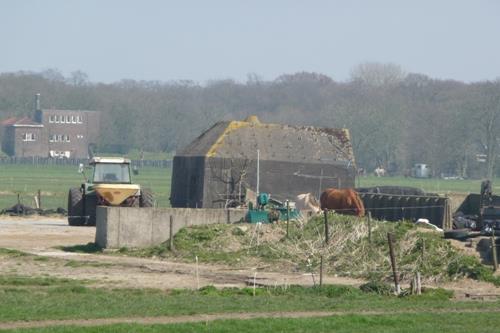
[1,117,43,128]
[178,116,355,165]
[0,117,18,126]
[90,157,131,164]
[41,109,98,113]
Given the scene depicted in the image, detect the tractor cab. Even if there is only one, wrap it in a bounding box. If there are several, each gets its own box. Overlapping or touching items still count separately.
[90,157,132,184]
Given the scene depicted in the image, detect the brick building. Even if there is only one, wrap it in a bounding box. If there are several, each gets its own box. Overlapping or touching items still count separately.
[1,94,100,158]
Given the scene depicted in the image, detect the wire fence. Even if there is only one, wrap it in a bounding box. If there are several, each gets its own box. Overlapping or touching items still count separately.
[0,157,172,168]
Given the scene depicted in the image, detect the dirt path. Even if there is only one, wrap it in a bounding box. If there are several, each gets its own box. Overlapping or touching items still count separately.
[1,216,500,297]
[0,216,364,289]
[2,308,500,330]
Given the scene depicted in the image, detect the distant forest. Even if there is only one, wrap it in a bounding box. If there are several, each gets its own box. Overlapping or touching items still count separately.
[0,63,499,178]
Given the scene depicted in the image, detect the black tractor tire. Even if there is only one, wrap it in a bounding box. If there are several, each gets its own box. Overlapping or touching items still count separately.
[67,188,85,226]
[84,195,97,226]
[139,188,154,207]
[444,229,470,241]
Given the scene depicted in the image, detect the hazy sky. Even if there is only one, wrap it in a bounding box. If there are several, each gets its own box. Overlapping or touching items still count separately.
[1,0,499,83]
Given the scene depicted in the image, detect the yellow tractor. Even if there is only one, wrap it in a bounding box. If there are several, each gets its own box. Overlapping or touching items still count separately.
[67,157,154,226]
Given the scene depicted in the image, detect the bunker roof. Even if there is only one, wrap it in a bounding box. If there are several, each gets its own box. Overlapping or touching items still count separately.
[178,116,355,166]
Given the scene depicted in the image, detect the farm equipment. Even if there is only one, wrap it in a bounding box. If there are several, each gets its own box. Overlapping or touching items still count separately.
[448,180,500,239]
[67,157,154,226]
[245,192,300,223]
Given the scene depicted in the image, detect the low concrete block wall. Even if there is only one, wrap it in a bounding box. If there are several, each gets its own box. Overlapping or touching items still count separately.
[95,207,246,248]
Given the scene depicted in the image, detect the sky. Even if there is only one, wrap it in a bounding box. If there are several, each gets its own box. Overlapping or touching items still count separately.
[1,0,499,84]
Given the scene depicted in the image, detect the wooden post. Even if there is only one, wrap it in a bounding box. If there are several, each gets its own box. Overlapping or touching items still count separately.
[286,200,290,239]
[319,255,324,287]
[491,236,498,271]
[367,211,372,244]
[16,194,20,215]
[387,233,400,295]
[416,272,422,295]
[169,215,174,251]
[37,189,42,209]
[323,209,329,244]
[421,238,425,260]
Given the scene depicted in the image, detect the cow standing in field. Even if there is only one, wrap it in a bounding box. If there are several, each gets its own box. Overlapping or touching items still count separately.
[320,188,365,217]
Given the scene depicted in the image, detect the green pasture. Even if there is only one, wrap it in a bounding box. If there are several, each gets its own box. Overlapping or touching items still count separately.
[358,175,484,194]
[0,164,491,211]
[0,272,499,332]
[0,164,171,210]
[5,313,500,333]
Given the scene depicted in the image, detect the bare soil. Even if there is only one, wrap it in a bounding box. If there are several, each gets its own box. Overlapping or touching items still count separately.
[0,215,499,299]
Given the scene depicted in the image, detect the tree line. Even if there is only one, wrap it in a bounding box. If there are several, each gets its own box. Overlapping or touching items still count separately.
[0,64,499,179]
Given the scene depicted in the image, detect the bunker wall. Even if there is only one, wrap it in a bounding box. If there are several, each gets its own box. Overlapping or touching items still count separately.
[95,206,246,248]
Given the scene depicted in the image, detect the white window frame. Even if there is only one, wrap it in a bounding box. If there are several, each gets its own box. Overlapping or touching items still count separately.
[71,115,76,123]
[65,115,70,123]
[65,135,70,142]
[22,133,36,142]
[77,115,83,124]
[55,115,60,123]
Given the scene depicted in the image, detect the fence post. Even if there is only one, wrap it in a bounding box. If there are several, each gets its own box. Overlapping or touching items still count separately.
[491,236,498,271]
[319,255,324,287]
[367,211,372,244]
[37,189,42,209]
[323,209,329,244]
[286,200,290,239]
[169,215,174,251]
[387,232,400,295]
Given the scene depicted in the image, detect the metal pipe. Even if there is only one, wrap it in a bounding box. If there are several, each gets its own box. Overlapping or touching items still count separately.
[256,149,260,195]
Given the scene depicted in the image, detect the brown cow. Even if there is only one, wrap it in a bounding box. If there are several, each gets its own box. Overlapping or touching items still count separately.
[320,188,365,217]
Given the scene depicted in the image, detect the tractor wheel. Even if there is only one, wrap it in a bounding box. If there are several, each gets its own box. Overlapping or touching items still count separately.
[84,195,97,226]
[444,229,470,241]
[140,188,154,207]
[68,188,85,226]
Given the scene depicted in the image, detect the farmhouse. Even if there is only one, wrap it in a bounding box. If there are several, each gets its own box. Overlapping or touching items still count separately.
[1,94,100,159]
[170,116,357,208]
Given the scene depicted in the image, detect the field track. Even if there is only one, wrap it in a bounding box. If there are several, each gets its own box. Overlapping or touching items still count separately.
[3,308,500,330]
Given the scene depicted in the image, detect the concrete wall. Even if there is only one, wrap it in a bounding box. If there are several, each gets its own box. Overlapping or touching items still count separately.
[95,206,247,248]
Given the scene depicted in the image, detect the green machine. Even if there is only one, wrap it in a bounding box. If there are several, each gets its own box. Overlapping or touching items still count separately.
[245,192,301,223]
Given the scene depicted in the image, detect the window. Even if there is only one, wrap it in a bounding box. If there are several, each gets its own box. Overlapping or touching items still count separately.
[55,115,60,123]
[77,115,83,124]
[49,115,55,123]
[71,116,76,123]
[57,134,63,142]
[65,135,70,142]
[93,163,131,183]
[22,133,36,141]
[65,115,70,123]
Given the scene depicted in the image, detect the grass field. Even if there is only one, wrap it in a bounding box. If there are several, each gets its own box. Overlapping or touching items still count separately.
[0,162,492,211]
[357,175,486,194]
[4,313,500,333]
[0,164,171,210]
[0,273,500,332]
[0,272,500,332]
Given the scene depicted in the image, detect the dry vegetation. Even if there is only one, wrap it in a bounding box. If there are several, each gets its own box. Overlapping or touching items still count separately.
[123,214,498,286]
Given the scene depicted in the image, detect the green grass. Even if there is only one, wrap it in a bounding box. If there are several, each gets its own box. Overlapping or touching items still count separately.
[0,165,490,212]
[1,280,500,333]
[119,215,493,286]
[0,164,171,210]
[1,277,500,323]
[358,175,485,194]
[4,313,500,333]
